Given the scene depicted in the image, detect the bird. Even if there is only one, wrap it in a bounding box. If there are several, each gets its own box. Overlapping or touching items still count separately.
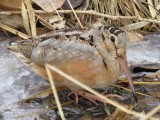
[7,26,137,104]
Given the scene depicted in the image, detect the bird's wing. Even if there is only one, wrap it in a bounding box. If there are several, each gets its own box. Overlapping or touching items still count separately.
[31,37,99,65]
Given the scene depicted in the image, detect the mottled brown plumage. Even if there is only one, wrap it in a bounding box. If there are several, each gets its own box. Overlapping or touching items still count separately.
[7,26,137,103]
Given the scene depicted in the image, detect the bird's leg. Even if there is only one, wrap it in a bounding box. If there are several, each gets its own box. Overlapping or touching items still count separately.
[104,94,124,100]
[68,91,98,105]
[68,91,79,103]
[69,90,124,106]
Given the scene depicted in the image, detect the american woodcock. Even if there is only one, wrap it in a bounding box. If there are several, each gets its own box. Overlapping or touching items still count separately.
[7,26,137,103]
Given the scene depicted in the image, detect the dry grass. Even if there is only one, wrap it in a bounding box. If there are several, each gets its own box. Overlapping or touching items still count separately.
[0,0,160,36]
[75,0,160,32]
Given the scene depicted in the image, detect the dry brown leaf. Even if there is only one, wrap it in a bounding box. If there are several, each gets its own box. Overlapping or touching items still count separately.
[0,0,21,10]
[40,14,65,29]
[0,15,23,28]
[33,0,65,12]
[122,21,150,30]
[36,14,56,30]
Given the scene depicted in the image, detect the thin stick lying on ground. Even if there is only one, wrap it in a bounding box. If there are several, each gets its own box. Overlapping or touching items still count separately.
[0,10,137,19]
[112,85,151,97]
[119,81,160,85]
[35,14,56,30]
[45,64,66,120]
[0,22,30,39]
[1,10,160,24]
[45,63,159,120]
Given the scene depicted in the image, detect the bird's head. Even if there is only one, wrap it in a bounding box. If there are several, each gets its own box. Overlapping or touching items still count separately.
[93,26,137,101]
[98,26,128,58]
[7,39,39,59]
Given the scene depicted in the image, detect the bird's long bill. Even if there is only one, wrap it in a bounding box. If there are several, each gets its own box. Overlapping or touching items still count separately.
[117,55,137,102]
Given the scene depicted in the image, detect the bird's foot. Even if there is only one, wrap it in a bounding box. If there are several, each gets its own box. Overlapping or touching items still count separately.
[68,91,79,103]
[69,91,124,106]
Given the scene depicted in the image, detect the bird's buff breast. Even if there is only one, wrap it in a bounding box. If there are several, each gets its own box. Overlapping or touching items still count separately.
[32,55,121,91]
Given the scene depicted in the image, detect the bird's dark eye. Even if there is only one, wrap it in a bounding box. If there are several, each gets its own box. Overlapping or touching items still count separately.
[89,35,93,39]
[110,36,115,43]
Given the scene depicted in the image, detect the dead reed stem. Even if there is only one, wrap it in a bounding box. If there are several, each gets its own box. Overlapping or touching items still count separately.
[45,64,66,120]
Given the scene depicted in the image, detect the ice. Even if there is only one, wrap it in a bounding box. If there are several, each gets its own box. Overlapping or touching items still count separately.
[0,39,48,119]
[127,34,160,65]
